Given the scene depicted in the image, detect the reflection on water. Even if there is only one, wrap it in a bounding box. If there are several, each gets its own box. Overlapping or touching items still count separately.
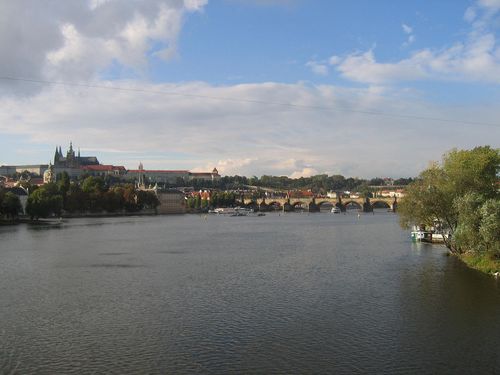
[0,213,499,374]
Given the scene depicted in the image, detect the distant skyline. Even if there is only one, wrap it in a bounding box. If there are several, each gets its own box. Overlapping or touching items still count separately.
[0,0,499,178]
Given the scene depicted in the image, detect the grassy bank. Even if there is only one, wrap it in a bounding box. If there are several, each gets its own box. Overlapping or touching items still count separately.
[457,252,500,275]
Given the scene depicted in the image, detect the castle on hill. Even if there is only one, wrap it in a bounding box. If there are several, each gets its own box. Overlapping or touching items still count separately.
[2,142,220,185]
[53,142,99,169]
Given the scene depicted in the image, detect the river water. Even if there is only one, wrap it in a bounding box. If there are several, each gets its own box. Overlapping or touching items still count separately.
[1,212,499,374]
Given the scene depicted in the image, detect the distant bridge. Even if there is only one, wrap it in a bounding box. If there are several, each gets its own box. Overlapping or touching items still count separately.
[242,196,398,213]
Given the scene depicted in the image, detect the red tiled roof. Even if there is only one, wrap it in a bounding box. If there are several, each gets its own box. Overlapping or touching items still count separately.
[82,165,126,171]
[127,170,190,173]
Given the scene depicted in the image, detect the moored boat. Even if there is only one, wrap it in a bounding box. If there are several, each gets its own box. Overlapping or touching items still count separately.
[410,225,433,242]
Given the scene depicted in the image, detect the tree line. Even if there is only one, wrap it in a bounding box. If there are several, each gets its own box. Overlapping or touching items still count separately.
[186,191,237,210]
[399,146,499,272]
[0,189,23,220]
[25,173,159,219]
[160,174,413,193]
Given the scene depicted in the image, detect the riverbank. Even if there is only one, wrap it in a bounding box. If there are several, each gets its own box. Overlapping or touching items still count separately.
[0,210,161,225]
[456,252,500,276]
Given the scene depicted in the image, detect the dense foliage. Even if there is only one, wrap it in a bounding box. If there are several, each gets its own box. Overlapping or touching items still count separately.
[0,189,23,219]
[186,191,237,210]
[25,174,160,219]
[165,174,413,192]
[399,146,499,258]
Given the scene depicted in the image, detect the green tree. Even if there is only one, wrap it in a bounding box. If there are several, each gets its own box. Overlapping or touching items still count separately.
[82,176,105,194]
[26,186,63,219]
[358,182,373,198]
[65,184,87,213]
[57,172,71,208]
[136,190,160,210]
[193,195,201,209]
[399,146,499,254]
[0,192,22,219]
[479,199,500,256]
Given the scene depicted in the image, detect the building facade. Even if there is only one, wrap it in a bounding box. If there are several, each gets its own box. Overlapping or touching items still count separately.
[82,165,127,177]
[0,164,48,177]
[53,142,99,169]
[125,164,220,184]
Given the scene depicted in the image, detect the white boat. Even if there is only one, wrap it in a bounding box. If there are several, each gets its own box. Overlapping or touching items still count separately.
[411,223,451,243]
[211,207,253,216]
[410,226,432,242]
[331,207,341,214]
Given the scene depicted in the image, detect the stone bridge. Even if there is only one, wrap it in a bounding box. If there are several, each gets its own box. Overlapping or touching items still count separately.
[242,196,397,213]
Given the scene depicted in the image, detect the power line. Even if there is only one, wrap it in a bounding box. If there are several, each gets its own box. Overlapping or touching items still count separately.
[0,75,498,127]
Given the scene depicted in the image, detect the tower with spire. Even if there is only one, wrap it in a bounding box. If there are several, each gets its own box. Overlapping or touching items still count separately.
[53,142,99,168]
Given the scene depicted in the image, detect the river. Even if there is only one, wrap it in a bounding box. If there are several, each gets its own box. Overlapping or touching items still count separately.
[1,212,499,374]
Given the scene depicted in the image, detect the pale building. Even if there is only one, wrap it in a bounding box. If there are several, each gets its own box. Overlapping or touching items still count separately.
[82,165,126,177]
[0,164,48,176]
[125,164,220,184]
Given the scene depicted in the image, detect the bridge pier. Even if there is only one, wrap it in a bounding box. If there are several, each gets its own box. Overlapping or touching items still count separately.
[391,197,398,212]
[259,198,271,212]
[283,199,293,212]
[362,198,373,213]
[308,198,320,213]
[336,197,346,212]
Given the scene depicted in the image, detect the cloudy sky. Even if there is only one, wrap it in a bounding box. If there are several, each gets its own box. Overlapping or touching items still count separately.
[0,0,499,178]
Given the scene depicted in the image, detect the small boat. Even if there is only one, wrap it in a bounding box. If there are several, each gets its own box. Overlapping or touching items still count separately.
[410,226,433,242]
[212,207,253,216]
[331,207,341,214]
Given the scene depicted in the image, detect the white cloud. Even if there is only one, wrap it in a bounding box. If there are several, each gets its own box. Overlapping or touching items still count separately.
[306,60,329,75]
[329,2,500,84]
[464,7,477,22]
[192,158,256,175]
[334,35,500,84]
[402,23,413,34]
[329,55,341,65]
[333,49,427,83]
[401,23,416,47]
[0,0,206,93]
[479,0,500,10]
[0,80,497,178]
[290,167,319,179]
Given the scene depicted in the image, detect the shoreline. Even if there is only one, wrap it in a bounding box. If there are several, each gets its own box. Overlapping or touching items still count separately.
[0,210,164,225]
[455,252,500,277]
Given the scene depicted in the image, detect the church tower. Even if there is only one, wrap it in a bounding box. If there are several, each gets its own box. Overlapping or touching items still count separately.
[54,147,60,164]
[66,141,77,168]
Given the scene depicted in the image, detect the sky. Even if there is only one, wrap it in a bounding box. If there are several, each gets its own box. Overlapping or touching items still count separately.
[0,0,499,178]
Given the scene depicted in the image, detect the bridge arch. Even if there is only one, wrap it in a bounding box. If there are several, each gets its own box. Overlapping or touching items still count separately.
[317,201,334,207]
[371,200,391,209]
[292,201,307,209]
[344,201,362,210]
[267,201,282,210]
[317,201,334,211]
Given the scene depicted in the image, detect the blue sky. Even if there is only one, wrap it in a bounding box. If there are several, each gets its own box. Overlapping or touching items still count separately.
[163,1,469,84]
[0,0,499,177]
